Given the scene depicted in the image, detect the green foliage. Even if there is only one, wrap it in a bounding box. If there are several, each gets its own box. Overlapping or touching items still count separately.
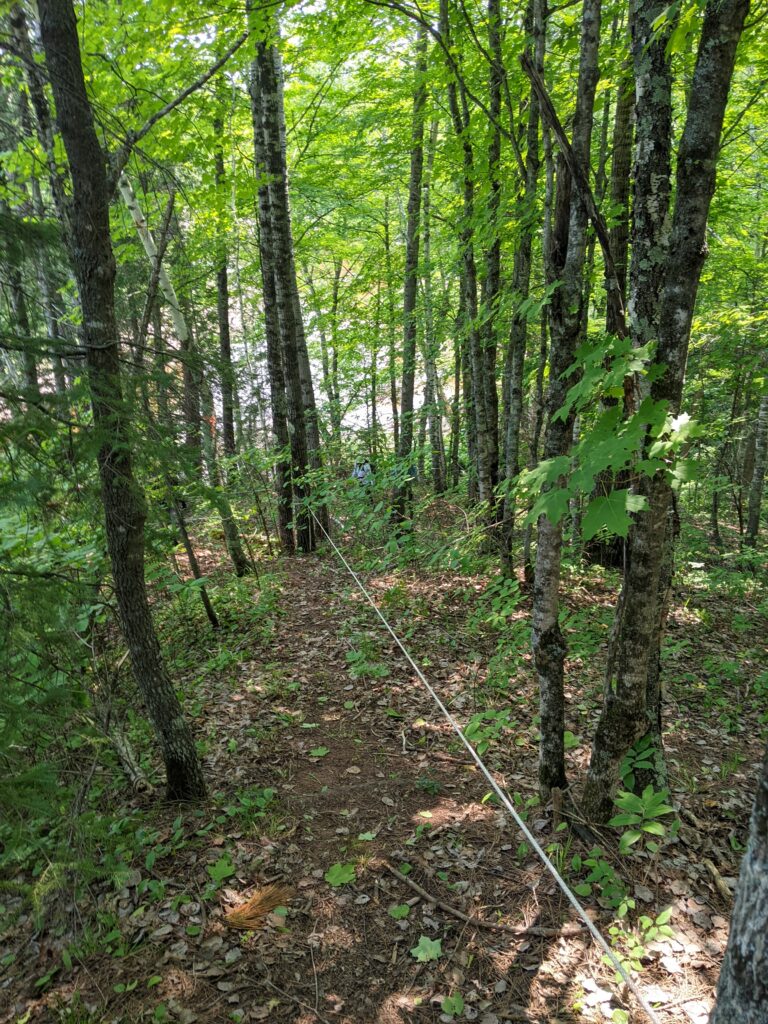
[441,991,465,1017]
[517,335,703,539]
[463,708,517,756]
[609,787,677,854]
[409,935,442,962]
[324,862,357,887]
[619,735,657,791]
[388,903,410,920]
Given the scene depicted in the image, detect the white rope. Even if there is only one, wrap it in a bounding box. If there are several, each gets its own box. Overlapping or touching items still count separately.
[309,506,662,1024]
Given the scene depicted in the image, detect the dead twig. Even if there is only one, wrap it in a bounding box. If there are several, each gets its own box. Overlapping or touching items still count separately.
[383,861,580,938]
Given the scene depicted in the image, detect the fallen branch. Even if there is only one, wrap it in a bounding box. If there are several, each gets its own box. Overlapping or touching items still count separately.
[383,861,581,938]
[702,857,733,903]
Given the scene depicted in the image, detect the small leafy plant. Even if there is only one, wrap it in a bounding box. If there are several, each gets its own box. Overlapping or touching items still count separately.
[410,935,442,962]
[324,862,356,887]
[609,786,676,854]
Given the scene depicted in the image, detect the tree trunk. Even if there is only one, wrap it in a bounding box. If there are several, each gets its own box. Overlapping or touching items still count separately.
[449,318,462,488]
[745,390,768,547]
[251,34,315,552]
[501,0,545,566]
[710,741,768,1024]
[200,381,253,576]
[533,0,601,803]
[394,26,427,518]
[384,197,400,453]
[214,119,237,459]
[249,65,294,555]
[582,0,750,821]
[38,0,205,801]
[273,43,328,538]
[440,0,494,506]
[421,118,446,495]
[479,0,502,504]
[0,194,40,398]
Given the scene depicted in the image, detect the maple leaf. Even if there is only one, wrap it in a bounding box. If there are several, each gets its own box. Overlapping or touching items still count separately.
[582,489,647,541]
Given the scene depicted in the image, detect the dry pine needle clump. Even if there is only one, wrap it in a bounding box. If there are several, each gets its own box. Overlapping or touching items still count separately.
[225,883,294,930]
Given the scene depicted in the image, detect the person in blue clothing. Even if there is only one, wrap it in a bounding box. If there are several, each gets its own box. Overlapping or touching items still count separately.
[351,456,374,492]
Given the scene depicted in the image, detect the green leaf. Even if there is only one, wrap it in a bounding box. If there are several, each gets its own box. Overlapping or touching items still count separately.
[207,856,235,885]
[147,975,162,988]
[388,903,411,919]
[324,862,356,887]
[309,746,329,758]
[410,935,442,962]
[656,907,673,926]
[582,490,648,541]
[441,992,464,1017]
[357,831,376,841]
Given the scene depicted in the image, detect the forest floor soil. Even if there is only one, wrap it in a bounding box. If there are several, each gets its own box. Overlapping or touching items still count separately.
[2,528,766,1024]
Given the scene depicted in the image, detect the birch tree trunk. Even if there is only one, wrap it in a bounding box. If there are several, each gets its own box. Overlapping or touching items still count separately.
[38,0,205,801]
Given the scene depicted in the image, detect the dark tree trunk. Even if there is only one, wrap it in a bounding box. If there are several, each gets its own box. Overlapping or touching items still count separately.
[745,390,768,547]
[249,60,294,555]
[273,44,328,539]
[501,0,545,566]
[0,193,40,398]
[214,120,237,459]
[440,0,495,505]
[251,34,315,551]
[38,0,205,801]
[582,0,750,821]
[583,55,634,569]
[479,0,502,503]
[394,26,427,517]
[533,0,601,803]
[384,197,400,454]
[710,742,768,1024]
[421,118,447,495]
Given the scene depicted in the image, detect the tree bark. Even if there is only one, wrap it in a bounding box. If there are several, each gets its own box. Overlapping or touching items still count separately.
[384,197,400,454]
[582,0,750,821]
[440,0,495,506]
[710,741,768,1024]
[501,0,545,566]
[745,390,768,547]
[394,26,427,518]
[251,34,315,552]
[214,117,237,459]
[421,118,447,495]
[249,64,294,555]
[533,0,601,803]
[38,0,205,801]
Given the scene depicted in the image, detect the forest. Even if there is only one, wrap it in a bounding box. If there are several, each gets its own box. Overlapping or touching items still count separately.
[1,0,767,1021]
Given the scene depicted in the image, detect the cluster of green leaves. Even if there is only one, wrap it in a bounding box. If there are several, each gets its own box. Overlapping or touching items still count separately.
[516,336,700,540]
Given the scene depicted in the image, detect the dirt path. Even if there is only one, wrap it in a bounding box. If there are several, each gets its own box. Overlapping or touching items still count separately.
[169,553,605,1024]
